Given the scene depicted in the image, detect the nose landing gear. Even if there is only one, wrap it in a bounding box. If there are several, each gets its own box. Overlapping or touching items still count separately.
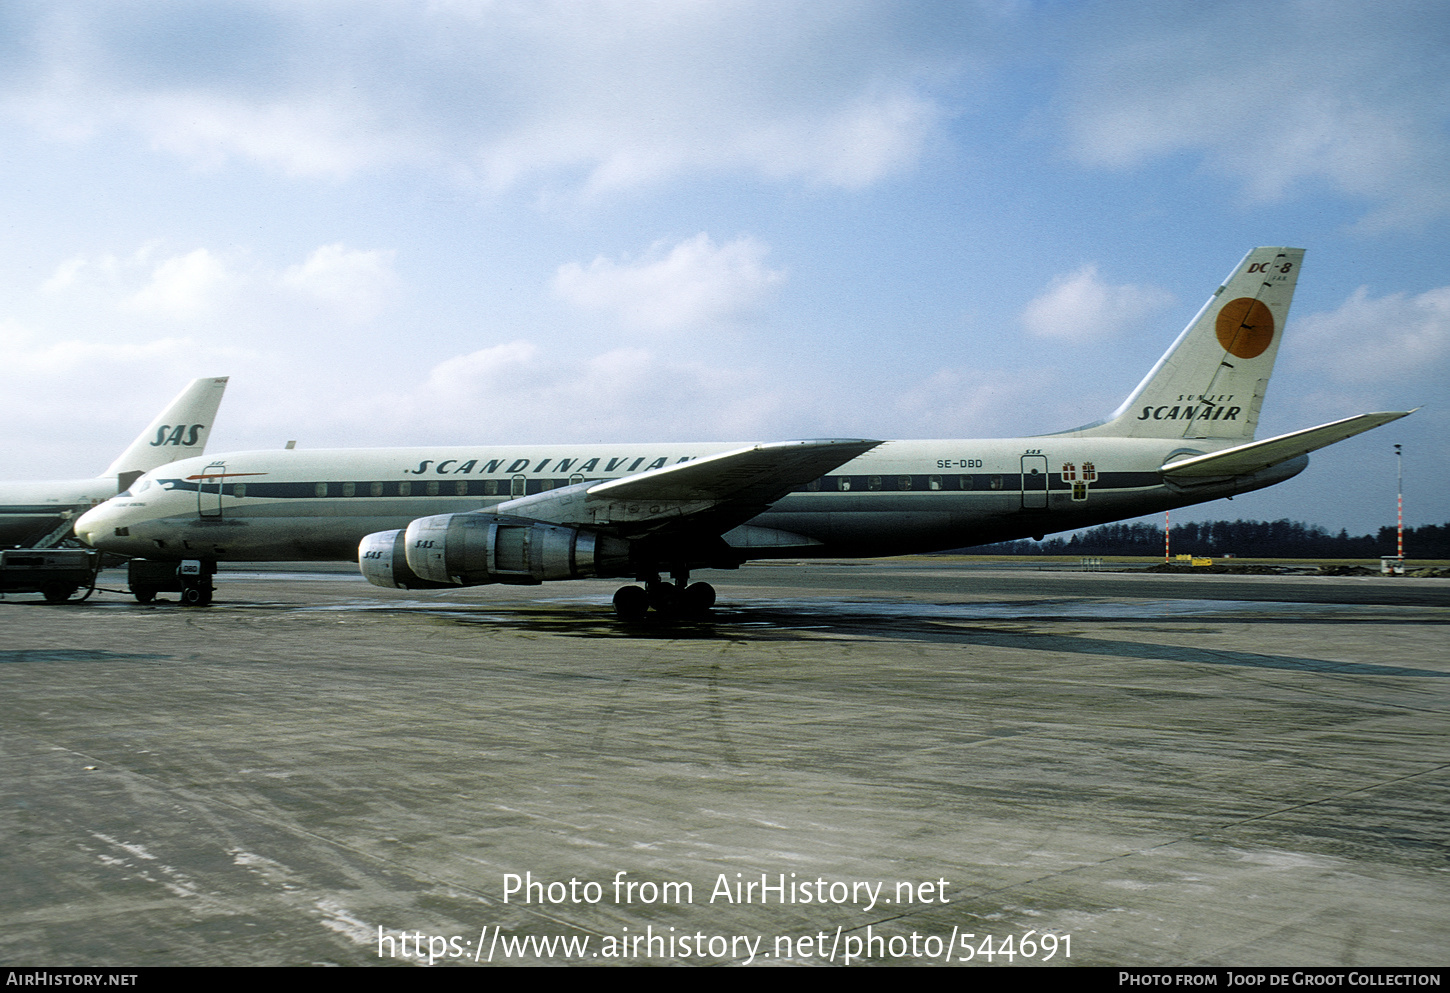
[177,559,215,606]
[179,579,213,606]
[126,558,214,606]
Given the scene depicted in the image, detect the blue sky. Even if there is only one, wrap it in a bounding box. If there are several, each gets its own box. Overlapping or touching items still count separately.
[1,1,1445,535]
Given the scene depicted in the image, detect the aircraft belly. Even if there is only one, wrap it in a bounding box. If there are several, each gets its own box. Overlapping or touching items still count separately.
[754,485,1205,556]
[117,495,508,560]
[130,512,418,561]
[756,493,1020,556]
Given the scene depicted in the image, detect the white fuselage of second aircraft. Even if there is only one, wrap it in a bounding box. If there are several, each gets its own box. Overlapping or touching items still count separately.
[74,436,1304,563]
[0,478,123,548]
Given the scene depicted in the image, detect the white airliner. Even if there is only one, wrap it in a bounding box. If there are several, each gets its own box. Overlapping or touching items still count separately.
[76,249,1408,617]
[0,377,229,548]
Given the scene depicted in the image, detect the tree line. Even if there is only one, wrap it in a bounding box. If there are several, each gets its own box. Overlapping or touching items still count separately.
[960,520,1450,559]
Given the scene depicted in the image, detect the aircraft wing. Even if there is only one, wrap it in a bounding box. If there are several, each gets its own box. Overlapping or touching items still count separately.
[492,438,880,536]
[1161,411,1413,479]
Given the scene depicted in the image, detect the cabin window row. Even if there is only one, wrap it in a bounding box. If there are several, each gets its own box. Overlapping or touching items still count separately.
[796,474,1007,492]
[219,475,586,499]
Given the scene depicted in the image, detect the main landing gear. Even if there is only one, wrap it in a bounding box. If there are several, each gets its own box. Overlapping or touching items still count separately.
[612,569,715,621]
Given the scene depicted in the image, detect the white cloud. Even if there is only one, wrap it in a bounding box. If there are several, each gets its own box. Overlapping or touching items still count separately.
[1020,265,1173,342]
[1290,286,1450,384]
[380,340,787,444]
[40,255,88,295]
[282,244,398,323]
[424,341,543,400]
[138,92,397,179]
[0,319,190,379]
[893,366,1044,437]
[38,242,399,327]
[0,318,250,478]
[554,233,785,332]
[1059,2,1450,230]
[125,248,234,319]
[0,3,970,192]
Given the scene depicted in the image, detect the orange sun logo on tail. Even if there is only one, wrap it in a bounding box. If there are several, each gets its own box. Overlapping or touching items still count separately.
[1215,297,1275,358]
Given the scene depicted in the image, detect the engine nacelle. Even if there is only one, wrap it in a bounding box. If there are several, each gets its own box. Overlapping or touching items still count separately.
[358,528,456,589]
[393,513,633,587]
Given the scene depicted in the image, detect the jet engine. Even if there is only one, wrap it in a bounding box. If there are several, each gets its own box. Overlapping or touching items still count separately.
[358,528,456,589]
[359,513,633,588]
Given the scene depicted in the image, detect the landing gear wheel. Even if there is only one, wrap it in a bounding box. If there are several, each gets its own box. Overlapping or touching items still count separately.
[133,587,156,604]
[42,585,76,604]
[681,582,716,615]
[612,585,649,621]
[647,581,680,614]
[180,584,212,607]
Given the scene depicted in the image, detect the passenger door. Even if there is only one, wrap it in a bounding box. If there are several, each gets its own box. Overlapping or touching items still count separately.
[1021,455,1048,510]
[197,462,225,518]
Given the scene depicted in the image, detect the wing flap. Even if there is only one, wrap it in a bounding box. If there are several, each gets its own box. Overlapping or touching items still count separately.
[1162,411,1412,479]
[590,438,879,502]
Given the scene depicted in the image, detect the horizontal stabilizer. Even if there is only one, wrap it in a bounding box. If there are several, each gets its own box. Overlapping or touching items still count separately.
[1161,411,1413,479]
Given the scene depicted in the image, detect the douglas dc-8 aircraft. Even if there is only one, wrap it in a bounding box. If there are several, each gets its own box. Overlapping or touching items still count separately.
[77,249,1408,617]
[1,377,228,548]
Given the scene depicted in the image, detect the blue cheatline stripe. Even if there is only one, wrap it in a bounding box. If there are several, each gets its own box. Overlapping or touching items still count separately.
[159,470,1166,500]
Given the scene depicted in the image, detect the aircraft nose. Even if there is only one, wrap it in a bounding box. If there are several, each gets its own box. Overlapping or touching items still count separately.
[75,504,113,547]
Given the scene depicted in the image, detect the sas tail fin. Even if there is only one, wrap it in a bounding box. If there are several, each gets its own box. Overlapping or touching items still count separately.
[103,376,229,492]
[1070,247,1304,441]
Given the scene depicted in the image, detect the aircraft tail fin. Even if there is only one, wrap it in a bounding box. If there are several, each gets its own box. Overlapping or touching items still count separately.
[1069,247,1304,441]
[103,377,229,490]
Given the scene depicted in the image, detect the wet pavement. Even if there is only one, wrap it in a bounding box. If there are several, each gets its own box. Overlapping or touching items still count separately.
[2,564,1446,966]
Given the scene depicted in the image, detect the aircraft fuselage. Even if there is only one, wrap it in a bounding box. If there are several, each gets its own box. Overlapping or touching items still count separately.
[77,437,1306,563]
[0,479,115,547]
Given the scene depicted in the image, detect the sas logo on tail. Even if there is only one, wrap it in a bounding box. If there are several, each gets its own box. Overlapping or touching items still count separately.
[150,424,207,447]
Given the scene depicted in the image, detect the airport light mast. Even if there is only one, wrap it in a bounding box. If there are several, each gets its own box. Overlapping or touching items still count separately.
[1395,444,1404,562]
